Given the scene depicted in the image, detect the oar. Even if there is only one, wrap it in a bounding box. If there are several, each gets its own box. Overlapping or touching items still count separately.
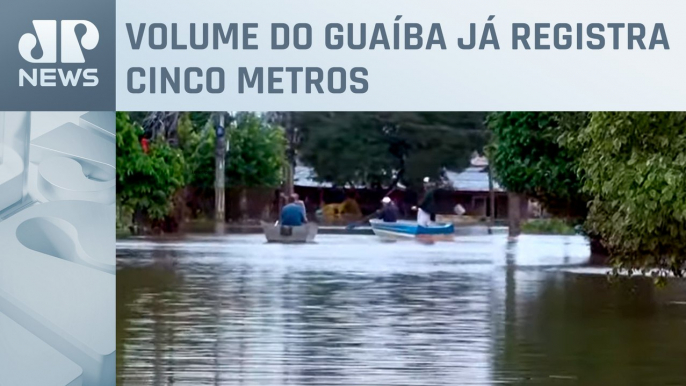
[346,211,379,230]
[345,186,399,230]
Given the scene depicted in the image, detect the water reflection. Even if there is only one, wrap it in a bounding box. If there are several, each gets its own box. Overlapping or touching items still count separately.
[117,234,686,386]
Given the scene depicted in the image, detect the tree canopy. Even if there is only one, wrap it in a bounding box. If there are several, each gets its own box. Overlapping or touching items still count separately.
[488,111,686,279]
[226,113,285,188]
[487,111,589,218]
[177,112,286,189]
[176,112,216,190]
[117,111,286,231]
[116,112,186,226]
[567,112,686,279]
[292,112,488,188]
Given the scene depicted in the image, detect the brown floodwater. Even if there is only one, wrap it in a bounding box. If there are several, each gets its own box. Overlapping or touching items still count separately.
[117,233,686,386]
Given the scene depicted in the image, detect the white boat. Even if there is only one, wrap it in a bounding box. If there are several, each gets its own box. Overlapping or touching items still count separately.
[261,221,318,243]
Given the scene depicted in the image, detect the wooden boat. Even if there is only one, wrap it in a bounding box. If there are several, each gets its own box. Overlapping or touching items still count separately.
[261,221,318,243]
[369,219,454,241]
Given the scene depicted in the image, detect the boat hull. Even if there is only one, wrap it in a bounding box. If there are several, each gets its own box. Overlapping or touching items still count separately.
[369,220,454,241]
[261,221,318,243]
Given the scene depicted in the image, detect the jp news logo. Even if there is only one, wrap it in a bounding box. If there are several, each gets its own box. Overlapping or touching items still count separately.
[18,20,99,86]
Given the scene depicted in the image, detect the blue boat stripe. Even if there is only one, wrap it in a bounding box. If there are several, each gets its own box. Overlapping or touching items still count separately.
[370,221,454,235]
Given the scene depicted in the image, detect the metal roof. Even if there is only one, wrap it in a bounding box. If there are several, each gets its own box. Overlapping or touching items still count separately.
[444,166,503,192]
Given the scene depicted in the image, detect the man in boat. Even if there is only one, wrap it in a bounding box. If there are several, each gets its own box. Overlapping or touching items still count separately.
[280,195,308,226]
[417,177,437,227]
[377,196,399,223]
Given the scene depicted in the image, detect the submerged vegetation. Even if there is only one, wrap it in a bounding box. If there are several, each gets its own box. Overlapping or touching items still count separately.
[521,218,576,236]
[488,111,686,279]
[568,112,686,281]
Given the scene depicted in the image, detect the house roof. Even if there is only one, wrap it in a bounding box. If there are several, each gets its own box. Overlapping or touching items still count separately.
[444,166,503,192]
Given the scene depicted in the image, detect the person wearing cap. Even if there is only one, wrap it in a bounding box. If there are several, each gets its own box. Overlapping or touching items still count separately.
[377,196,399,223]
[417,177,437,227]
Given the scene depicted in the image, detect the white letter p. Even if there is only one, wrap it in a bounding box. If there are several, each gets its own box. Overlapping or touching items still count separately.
[61,20,99,63]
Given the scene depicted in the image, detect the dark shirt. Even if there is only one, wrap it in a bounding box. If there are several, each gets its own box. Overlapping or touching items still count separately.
[378,204,399,222]
[419,189,437,215]
[281,203,306,226]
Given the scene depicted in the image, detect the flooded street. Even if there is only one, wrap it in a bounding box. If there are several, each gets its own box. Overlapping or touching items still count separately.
[117,233,686,386]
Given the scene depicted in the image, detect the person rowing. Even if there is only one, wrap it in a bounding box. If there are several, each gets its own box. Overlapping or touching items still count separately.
[417,177,437,227]
[377,196,399,223]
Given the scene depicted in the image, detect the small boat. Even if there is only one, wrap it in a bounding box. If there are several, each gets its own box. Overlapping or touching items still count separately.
[369,219,454,241]
[261,221,318,243]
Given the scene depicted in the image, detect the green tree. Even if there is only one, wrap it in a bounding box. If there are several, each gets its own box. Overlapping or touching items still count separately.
[116,112,186,230]
[293,112,487,188]
[227,112,285,188]
[176,112,286,189]
[177,112,216,190]
[568,112,686,279]
[117,111,287,228]
[487,112,589,218]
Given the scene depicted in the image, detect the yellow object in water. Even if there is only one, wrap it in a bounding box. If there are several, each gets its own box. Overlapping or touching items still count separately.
[339,198,362,217]
[321,199,362,221]
[321,203,340,220]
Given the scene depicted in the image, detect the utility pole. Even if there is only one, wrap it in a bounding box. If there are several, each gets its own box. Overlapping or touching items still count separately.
[265,112,298,212]
[215,113,226,232]
[284,112,296,198]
